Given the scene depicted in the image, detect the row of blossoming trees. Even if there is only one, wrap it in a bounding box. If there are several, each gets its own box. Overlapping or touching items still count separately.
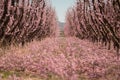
[0,0,58,46]
[64,0,120,54]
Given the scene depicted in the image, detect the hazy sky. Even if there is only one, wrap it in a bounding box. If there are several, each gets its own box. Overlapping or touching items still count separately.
[51,0,75,22]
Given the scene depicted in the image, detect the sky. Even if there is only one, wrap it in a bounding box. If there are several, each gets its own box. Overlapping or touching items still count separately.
[50,0,75,22]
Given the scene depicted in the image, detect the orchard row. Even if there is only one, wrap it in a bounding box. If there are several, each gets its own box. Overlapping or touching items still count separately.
[64,0,120,54]
[0,0,58,46]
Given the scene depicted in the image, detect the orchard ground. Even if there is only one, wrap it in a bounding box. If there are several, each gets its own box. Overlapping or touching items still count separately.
[0,37,120,80]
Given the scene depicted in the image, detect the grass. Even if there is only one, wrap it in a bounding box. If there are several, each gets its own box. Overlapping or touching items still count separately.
[0,71,62,80]
[0,37,119,80]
